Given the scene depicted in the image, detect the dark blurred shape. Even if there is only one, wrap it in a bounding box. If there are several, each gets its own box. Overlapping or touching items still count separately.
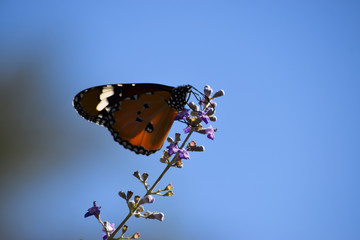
[0,55,74,191]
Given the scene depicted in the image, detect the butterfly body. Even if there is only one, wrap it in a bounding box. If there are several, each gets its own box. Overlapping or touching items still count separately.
[73,83,191,155]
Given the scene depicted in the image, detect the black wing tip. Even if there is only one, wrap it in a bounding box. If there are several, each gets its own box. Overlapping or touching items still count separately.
[73,91,109,127]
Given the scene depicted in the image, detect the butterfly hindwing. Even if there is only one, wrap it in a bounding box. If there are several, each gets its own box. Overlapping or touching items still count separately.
[73,83,188,155]
[110,91,178,155]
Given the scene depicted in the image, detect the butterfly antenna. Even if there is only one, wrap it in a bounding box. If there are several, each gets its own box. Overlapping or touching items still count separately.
[190,86,214,110]
[190,87,203,101]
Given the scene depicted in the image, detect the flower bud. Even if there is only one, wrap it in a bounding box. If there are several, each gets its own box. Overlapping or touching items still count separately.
[209,101,217,108]
[190,110,198,116]
[136,205,144,212]
[206,108,215,116]
[139,195,155,204]
[209,115,217,122]
[128,201,136,210]
[163,191,174,196]
[212,89,225,98]
[133,171,141,180]
[204,85,213,97]
[127,191,134,200]
[174,133,181,142]
[192,117,203,126]
[132,232,141,239]
[160,155,169,163]
[118,191,127,200]
[122,225,128,235]
[143,211,165,221]
[165,183,174,190]
[188,102,198,111]
[142,173,149,182]
[174,160,183,168]
[193,145,205,151]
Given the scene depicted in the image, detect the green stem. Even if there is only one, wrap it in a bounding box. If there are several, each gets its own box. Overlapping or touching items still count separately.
[108,212,132,240]
[149,129,194,193]
[108,129,194,239]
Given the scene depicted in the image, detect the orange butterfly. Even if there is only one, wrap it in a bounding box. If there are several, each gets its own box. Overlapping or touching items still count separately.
[73,83,192,155]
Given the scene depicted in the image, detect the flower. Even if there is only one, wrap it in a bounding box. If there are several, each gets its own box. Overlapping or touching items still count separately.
[84,201,101,218]
[196,125,216,140]
[183,126,191,133]
[143,211,165,221]
[205,125,215,140]
[174,109,190,120]
[166,143,179,156]
[197,111,210,124]
[102,221,115,240]
[139,195,155,205]
[178,148,190,160]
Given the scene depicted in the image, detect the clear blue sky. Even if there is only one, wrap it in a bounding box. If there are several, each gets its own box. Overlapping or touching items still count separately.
[0,1,359,239]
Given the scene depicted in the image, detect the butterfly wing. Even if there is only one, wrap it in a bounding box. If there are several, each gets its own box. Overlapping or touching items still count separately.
[73,83,179,155]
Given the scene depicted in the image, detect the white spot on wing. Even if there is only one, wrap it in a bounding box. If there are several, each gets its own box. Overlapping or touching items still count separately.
[103,85,114,92]
[96,99,109,111]
[99,85,114,100]
[132,84,135,86]
[100,91,114,100]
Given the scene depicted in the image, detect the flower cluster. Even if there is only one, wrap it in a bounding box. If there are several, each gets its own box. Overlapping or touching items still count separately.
[83,85,224,239]
[84,201,140,240]
[165,85,224,162]
[177,85,224,141]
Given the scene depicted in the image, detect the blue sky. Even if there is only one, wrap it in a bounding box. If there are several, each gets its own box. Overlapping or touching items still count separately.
[0,1,359,239]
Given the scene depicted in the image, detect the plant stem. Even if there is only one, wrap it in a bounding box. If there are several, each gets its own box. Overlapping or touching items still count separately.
[108,129,194,239]
[149,129,193,193]
[108,212,132,240]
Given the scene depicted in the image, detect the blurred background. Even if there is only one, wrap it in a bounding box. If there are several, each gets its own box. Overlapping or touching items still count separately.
[1,1,359,239]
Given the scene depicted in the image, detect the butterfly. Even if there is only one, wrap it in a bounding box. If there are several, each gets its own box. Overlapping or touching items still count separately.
[73,83,192,155]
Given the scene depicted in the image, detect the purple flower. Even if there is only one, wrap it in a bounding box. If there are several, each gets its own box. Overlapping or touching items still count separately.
[174,109,190,120]
[205,125,215,140]
[183,126,191,133]
[102,221,115,240]
[178,148,190,160]
[167,143,179,156]
[84,201,101,218]
[197,111,210,124]
[144,211,165,221]
[139,195,155,205]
